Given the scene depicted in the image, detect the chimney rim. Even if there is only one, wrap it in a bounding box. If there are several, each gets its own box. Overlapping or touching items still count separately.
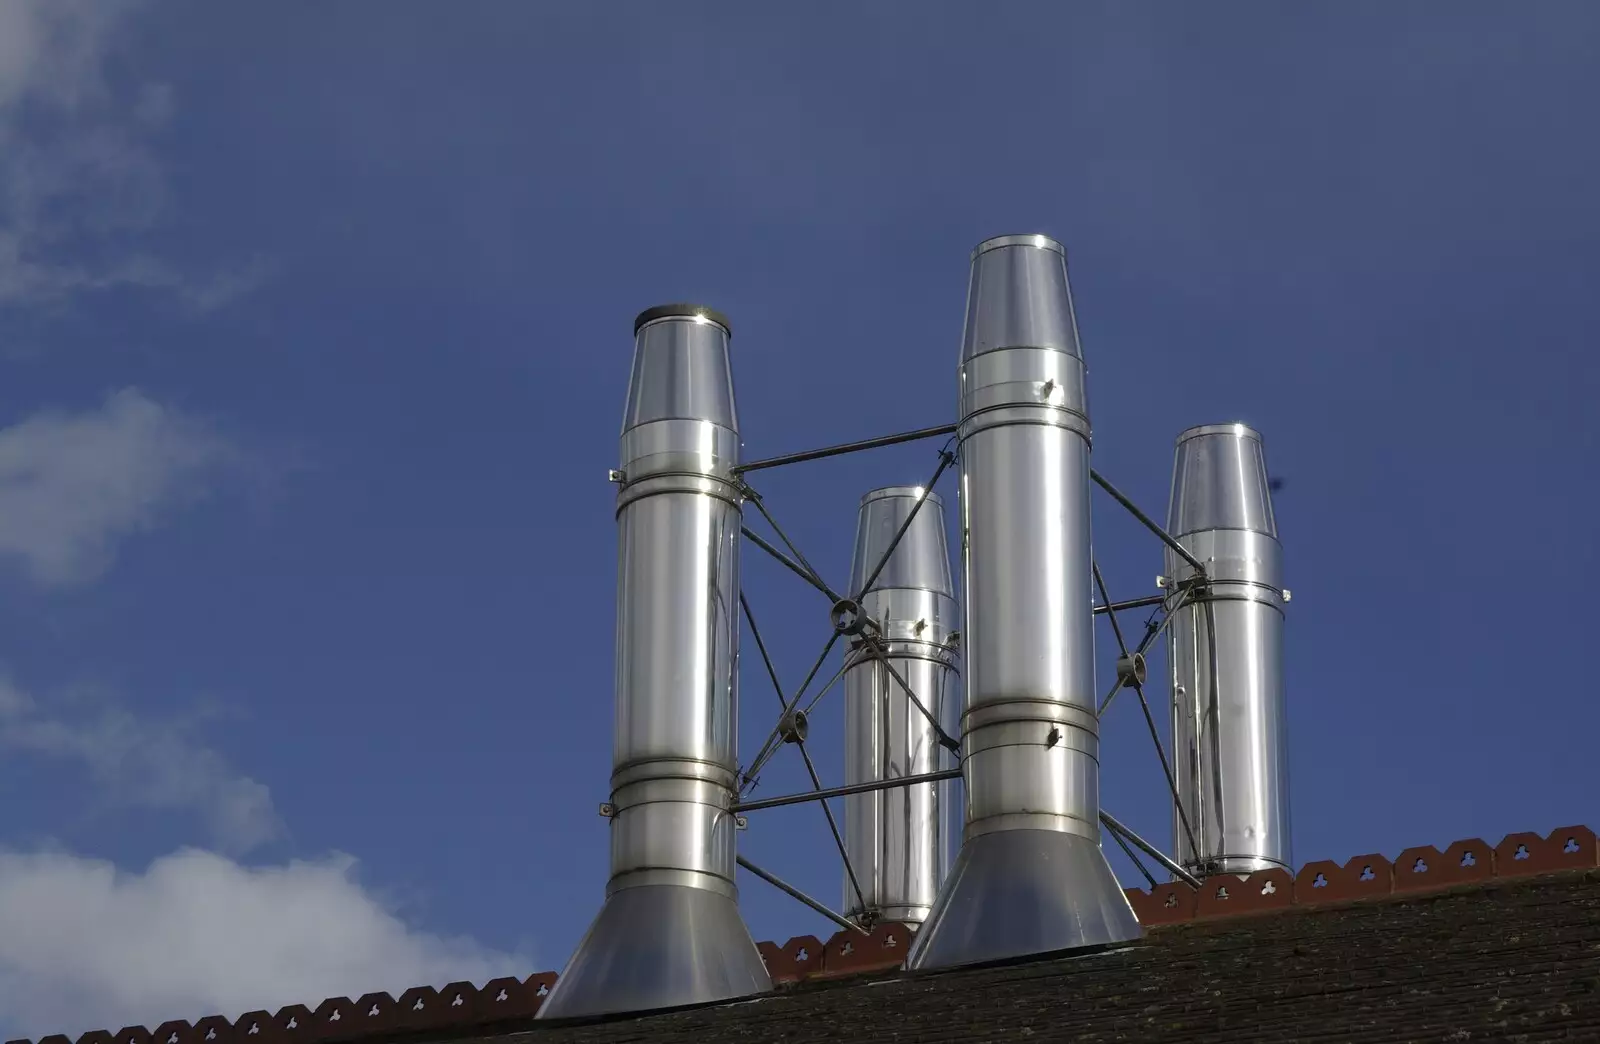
[1176,421,1263,446]
[859,485,946,508]
[633,303,732,338]
[971,234,1066,261]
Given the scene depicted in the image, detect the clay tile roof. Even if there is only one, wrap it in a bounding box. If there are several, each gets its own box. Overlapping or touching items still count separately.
[9,825,1599,1044]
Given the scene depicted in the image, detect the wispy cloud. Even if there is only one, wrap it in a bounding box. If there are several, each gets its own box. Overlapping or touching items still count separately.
[0,0,263,313]
[0,388,236,587]
[0,676,281,855]
[0,847,530,1042]
[0,678,529,1040]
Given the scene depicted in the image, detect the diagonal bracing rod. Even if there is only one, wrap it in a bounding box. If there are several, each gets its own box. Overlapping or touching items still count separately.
[742,630,841,793]
[745,651,851,787]
[742,526,838,602]
[743,490,841,602]
[740,593,868,912]
[1107,819,1161,891]
[859,634,961,754]
[1096,584,1193,718]
[794,738,867,914]
[1101,810,1202,889]
[737,855,866,935]
[851,446,956,602]
[1089,468,1206,576]
[1128,669,1201,867]
[1093,568,1201,862]
[1093,562,1133,658]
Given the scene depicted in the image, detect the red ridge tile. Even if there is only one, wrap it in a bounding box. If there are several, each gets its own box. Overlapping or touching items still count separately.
[816,922,910,980]
[436,982,481,1021]
[149,1022,196,1044]
[1541,825,1599,871]
[524,972,558,1016]
[228,1013,277,1044]
[348,993,398,1036]
[1124,882,1197,925]
[478,976,539,1021]
[392,988,445,1031]
[1195,868,1293,919]
[1300,852,1394,906]
[270,1006,312,1039]
[309,998,358,1043]
[761,934,824,985]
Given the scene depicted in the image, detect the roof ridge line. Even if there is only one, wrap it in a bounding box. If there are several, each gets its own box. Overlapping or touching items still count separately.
[8,824,1594,1044]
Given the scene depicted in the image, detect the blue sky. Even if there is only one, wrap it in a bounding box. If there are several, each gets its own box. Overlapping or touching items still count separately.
[1,0,1597,1037]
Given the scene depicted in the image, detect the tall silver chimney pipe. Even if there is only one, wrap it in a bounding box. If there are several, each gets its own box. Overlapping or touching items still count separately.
[842,486,960,927]
[908,235,1141,972]
[1166,422,1292,877]
[538,305,771,1020]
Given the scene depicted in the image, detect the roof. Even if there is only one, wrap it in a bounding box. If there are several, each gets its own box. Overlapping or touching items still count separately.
[10,824,1598,1044]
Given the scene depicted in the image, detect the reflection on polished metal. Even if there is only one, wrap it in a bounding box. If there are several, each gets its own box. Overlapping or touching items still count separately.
[908,235,1141,972]
[539,305,771,1020]
[1167,423,1292,877]
[842,486,960,927]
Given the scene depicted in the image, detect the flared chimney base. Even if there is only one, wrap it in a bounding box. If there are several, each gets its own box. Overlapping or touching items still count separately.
[537,884,772,1020]
[906,828,1142,972]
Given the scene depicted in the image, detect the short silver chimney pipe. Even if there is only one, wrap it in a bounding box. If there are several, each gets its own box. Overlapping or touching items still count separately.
[1166,422,1292,877]
[842,486,960,927]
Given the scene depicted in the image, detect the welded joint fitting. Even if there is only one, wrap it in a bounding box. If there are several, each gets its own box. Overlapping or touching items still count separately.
[778,707,810,745]
[1116,652,1147,689]
[830,598,866,636]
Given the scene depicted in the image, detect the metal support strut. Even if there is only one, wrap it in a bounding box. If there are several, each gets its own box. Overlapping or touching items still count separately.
[733,423,959,475]
[737,855,866,935]
[742,489,841,602]
[742,526,837,602]
[732,767,964,814]
[740,593,868,913]
[849,445,955,602]
[1101,810,1202,889]
[1089,468,1206,576]
[1093,564,1202,862]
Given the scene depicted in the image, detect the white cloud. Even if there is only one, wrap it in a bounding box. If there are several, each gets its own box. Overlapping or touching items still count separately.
[0,0,260,312]
[0,678,282,855]
[0,685,526,1040]
[0,388,236,587]
[0,847,530,1042]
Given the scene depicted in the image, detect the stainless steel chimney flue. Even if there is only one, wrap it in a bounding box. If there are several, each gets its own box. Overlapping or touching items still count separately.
[538,304,772,1020]
[1166,423,1292,877]
[842,486,960,928]
[907,235,1141,972]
